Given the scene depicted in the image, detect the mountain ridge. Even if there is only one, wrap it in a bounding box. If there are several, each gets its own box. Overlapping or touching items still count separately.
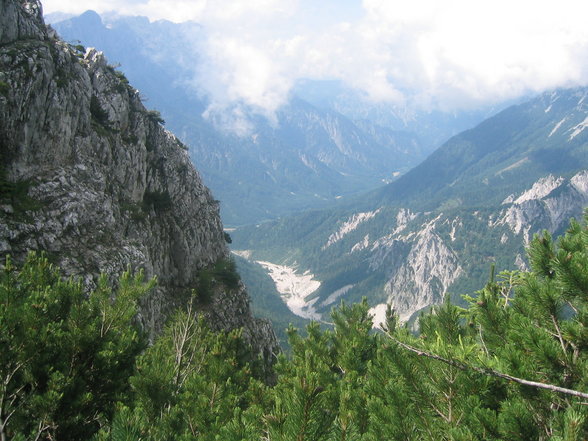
[51,11,435,226]
[372,87,588,210]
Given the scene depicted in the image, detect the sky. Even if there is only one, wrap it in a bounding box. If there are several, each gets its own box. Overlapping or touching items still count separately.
[42,0,588,117]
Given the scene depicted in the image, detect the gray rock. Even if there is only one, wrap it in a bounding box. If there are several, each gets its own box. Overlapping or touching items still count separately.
[0,0,278,368]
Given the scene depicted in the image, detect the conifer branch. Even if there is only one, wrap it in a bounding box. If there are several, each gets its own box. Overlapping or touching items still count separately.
[385,332,588,401]
[550,314,568,355]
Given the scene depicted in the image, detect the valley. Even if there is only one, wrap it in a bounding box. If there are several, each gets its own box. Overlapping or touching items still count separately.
[256,261,321,320]
[4,0,588,438]
[232,88,588,328]
[51,12,436,226]
[50,8,588,333]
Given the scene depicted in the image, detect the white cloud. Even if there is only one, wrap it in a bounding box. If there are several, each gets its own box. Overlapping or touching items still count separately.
[43,0,588,116]
[42,0,288,22]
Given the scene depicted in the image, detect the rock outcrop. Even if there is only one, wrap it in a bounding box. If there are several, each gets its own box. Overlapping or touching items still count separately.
[496,171,588,241]
[373,171,588,322]
[374,216,463,322]
[0,0,277,365]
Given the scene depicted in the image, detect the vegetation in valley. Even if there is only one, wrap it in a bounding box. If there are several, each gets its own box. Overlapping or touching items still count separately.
[234,255,310,347]
[4,212,588,440]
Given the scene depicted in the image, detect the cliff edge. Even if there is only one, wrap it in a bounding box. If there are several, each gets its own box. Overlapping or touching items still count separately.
[0,0,277,364]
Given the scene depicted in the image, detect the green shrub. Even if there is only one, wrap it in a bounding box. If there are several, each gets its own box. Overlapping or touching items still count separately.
[196,267,214,303]
[71,44,86,59]
[195,258,241,303]
[121,201,146,222]
[123,134,139,145]
[90,95,109,125]
[0,80,9,97]
[145,110,165,125]
[212,258,240,290]
[145,135,155,152]
[142,190,172,212]
[176,140,188,150]
[55,67,69,87]
[0,171,42,216]
[114,70,131,94]
[0,253,153,440]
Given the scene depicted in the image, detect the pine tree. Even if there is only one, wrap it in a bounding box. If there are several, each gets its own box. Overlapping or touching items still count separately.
[0,252,152,441]
[265,322,339,441]
[372,211,588,440]
[96,301,261,441]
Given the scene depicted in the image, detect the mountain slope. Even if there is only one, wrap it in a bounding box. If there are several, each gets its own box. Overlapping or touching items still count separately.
[0,0,277,359]
[51,11,424,225]
[232,89,588,325]
[294,78,511,151]
[374,88,588,210]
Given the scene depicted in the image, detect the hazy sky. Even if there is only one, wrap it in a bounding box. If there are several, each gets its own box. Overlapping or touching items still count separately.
[42,0,588,116]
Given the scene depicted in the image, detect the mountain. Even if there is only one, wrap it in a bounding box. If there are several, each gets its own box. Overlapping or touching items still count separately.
[185,97,424,224]
[293,78,514,151]
[50,12,427,226]
[372,87,588,210]
[232,88,588,326]
[0,0,277,360]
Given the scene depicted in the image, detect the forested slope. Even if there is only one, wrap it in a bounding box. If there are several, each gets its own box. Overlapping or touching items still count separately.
[4,213,588,440]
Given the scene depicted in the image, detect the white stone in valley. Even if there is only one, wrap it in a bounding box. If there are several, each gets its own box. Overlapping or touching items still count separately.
[232,250,252,259]
[321,284,354,307]
[257,261,322,320]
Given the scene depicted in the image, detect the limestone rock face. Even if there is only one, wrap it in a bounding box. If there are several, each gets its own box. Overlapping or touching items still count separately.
[377,171,588,322]
[0,0,45,44]
[0,0,277,363]
[497,171,588,240]
[363,213,462,323]
[271,170,588,327]
[381,219,462,321]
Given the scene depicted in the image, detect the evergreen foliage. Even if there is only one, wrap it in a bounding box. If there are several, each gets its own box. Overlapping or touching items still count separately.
[194,258,241,304]
[142,190,172,212]
[95,303,263,441]
[90,95,109,126]
[0,173,43,217]
[0,252,153,441]
[4,213,588,440]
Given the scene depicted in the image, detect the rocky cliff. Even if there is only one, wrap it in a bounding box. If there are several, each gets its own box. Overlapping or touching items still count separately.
[341,171,588,324]
[369,171,588,322]
[0,0,277,363]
